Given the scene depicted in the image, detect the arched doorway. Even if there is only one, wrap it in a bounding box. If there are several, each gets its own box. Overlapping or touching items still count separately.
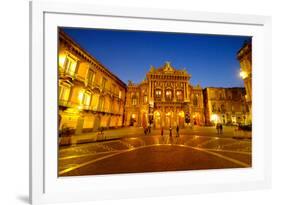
[192,113,200,125]
[165,112,172,128]
[178,111,185,128]
[141,112,147,128]
[154,111,161,128]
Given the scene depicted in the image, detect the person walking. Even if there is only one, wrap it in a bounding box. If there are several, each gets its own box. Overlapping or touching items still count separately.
[143,126,147,135]
[216,123,220,134]
[169,126,172,137]
[176,125,180,138]
[220,123,223,134]
[161,127,164,137]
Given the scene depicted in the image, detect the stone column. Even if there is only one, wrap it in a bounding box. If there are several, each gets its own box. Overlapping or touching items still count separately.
[162,83,165,101]
[173,83,176,102]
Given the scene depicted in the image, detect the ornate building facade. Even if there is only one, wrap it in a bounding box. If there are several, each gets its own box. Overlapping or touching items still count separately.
[58,31,251,137]
[124,62,205,128]
[237,42,252,124]
[58,31,126,134]
[203,87,249,125]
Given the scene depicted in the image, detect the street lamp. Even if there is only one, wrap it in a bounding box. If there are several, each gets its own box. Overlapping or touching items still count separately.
[239,70,248,79]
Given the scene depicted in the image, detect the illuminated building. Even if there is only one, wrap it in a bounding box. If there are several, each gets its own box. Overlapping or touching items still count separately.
[203,87,249,125]
[58,31,126,135]
[237,42,252,124]
[58,31,250,138]
[124,62,205,128]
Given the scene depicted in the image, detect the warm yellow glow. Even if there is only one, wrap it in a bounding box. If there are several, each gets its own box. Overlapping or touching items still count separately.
[178,111,185,117]
[166,112,171,116]
[210,114,218,123]
[131,114,136,119]
[154,111,160,117]
[78,90,84,104]
[84,93,91,106]
[59,54,66,68]
[239,71,248,79]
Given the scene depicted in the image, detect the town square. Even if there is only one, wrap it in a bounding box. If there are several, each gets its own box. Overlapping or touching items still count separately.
[58,28,252,176]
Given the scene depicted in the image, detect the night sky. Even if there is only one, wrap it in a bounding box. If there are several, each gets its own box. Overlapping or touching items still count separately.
[62,27,251,88]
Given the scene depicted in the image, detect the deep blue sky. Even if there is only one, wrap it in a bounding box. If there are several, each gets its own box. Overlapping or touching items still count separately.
[62,27,251,88]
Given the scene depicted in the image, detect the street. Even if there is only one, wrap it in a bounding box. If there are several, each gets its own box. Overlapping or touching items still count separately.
[59,126,251,176]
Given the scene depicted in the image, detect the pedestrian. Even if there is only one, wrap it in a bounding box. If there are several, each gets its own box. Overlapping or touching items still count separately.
[176,125,179,137]
[220,123,223,134]
[216,123,220,134]
[148,124,151,134]
[161,127,164,137]
[143,126,147,135]
[169,126,172,137]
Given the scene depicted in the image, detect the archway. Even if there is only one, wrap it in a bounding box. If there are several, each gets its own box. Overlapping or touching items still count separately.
[178,111,185,128]
[165,112,172,128]
[154,111,161,128]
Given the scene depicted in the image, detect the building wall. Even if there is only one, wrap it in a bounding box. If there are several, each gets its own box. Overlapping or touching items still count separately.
[237,42,252,124]
[189,85,205,125]
[124,62,205,128]
[58,31,126,134]
[203,87,249,125]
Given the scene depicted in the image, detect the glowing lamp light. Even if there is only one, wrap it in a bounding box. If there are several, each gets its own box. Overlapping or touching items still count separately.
[239,71,248,79]
[131,114,136,119]
[166,112,171,116]
[155,111,160,117]
[211,114,218,123]
[178,111,185,117]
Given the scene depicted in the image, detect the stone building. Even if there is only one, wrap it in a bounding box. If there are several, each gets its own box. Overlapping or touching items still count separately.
[58,31,126,134]
[237,41,252,124]
[203,87,249,125]
[124,62,205,128]
[58,31,251,136]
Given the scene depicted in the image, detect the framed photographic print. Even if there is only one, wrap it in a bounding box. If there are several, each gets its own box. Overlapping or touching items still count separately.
[30,0,272,204]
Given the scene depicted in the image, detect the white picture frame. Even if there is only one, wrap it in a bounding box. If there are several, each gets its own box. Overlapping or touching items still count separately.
[30,1,272,204]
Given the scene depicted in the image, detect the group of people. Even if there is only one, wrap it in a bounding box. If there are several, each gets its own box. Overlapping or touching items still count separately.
[161,125,180,138]
[143,125,181,138]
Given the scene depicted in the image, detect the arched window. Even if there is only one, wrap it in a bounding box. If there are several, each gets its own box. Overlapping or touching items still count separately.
[143,95,148,104]
[132,95,137,106]
[165,90,172,101]
[176,90,183,101]
[193,95,198,106]
[221,104,225,113]
[212,103,216,112]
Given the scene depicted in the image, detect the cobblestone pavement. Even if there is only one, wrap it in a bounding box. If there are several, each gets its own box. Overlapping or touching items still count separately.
[59,129,252,176]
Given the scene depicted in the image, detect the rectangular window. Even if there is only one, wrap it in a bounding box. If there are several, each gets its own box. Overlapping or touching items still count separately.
[101,77,107,89]
[87,70,95,85]
[59,85,70,102]
[64,55,77,76]
[83,92,91,106]
[132,98,137,106]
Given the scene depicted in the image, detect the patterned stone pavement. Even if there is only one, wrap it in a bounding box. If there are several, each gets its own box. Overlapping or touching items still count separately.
[59,132,252,176]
